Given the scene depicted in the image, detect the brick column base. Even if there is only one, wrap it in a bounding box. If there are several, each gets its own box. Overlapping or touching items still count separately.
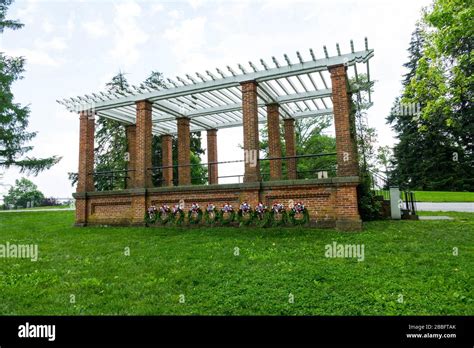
[74,196,87,226]
[131,190,147,225]
[335,185,362,231]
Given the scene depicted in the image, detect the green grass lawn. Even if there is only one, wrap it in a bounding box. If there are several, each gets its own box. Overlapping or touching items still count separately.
[0,211,472,315]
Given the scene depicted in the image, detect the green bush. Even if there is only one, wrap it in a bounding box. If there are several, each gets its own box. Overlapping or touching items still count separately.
[357,171,382,221]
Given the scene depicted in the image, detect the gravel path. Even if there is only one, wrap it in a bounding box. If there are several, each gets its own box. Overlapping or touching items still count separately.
[416,202,474,213]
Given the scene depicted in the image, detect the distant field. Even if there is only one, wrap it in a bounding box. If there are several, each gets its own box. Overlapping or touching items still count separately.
[412,191,474,202]
[1,205,72,211]
[378,190,474,202]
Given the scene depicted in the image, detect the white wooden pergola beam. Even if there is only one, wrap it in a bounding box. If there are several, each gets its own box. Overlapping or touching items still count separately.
[76,50,372,112]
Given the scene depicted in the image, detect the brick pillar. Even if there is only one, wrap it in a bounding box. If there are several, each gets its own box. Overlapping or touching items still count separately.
[283,118,297,180]
[241,80,260,182]
[135,100,152,188]
[161,134,173,187]
[75,110,95,226]
[125,125,136,188]
[207,129,218,185]
[77,111,95,193]
[177,117,191,185]
[329,64,358,177]
[267,103,282,180]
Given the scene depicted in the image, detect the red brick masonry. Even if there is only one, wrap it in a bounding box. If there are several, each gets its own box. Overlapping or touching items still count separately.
[161,134,173,187]
[73,177,362,231]
[206,129,218,185]
[267,103,282,180]
[241,81,261,182]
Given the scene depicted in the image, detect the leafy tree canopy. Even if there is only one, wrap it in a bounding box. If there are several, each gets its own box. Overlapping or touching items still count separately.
[3,177,44,208]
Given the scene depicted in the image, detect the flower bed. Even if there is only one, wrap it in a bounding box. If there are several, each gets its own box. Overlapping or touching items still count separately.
[219,203,235,226]
[145,201,310,227]
[188,203,203,224]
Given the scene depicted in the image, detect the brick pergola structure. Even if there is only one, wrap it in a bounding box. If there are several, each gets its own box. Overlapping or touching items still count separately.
[59,39,374,231]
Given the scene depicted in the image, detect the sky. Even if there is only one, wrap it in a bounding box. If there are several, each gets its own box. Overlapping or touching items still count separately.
[0,0,432,199]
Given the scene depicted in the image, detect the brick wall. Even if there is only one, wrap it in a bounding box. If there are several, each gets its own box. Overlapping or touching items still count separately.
[267,103,282,180]
[84,193,133,225]
[82,178,362,230]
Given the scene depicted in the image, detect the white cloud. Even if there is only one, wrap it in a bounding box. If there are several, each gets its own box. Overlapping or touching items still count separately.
[164,16,207,57]
[66,13,76,35]
[15,0,39,25]
[151,3,164,14]
[259,0,307,11]
[35,37,68,51]
[215,1,251,17]
[187,0,205,9]
[82,19,108,38]
[42,19,54,34]
[168,9,182,20]
[109,1,149,67]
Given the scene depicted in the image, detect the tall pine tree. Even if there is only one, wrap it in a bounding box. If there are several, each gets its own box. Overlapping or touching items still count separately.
[93,71,130,190]
[0,0,60,175]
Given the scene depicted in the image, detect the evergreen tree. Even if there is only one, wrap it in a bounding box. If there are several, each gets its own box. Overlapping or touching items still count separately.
[93,71,130,190]
[0,0,60,175]
[402,22,426,87]
[386,24,427,188]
